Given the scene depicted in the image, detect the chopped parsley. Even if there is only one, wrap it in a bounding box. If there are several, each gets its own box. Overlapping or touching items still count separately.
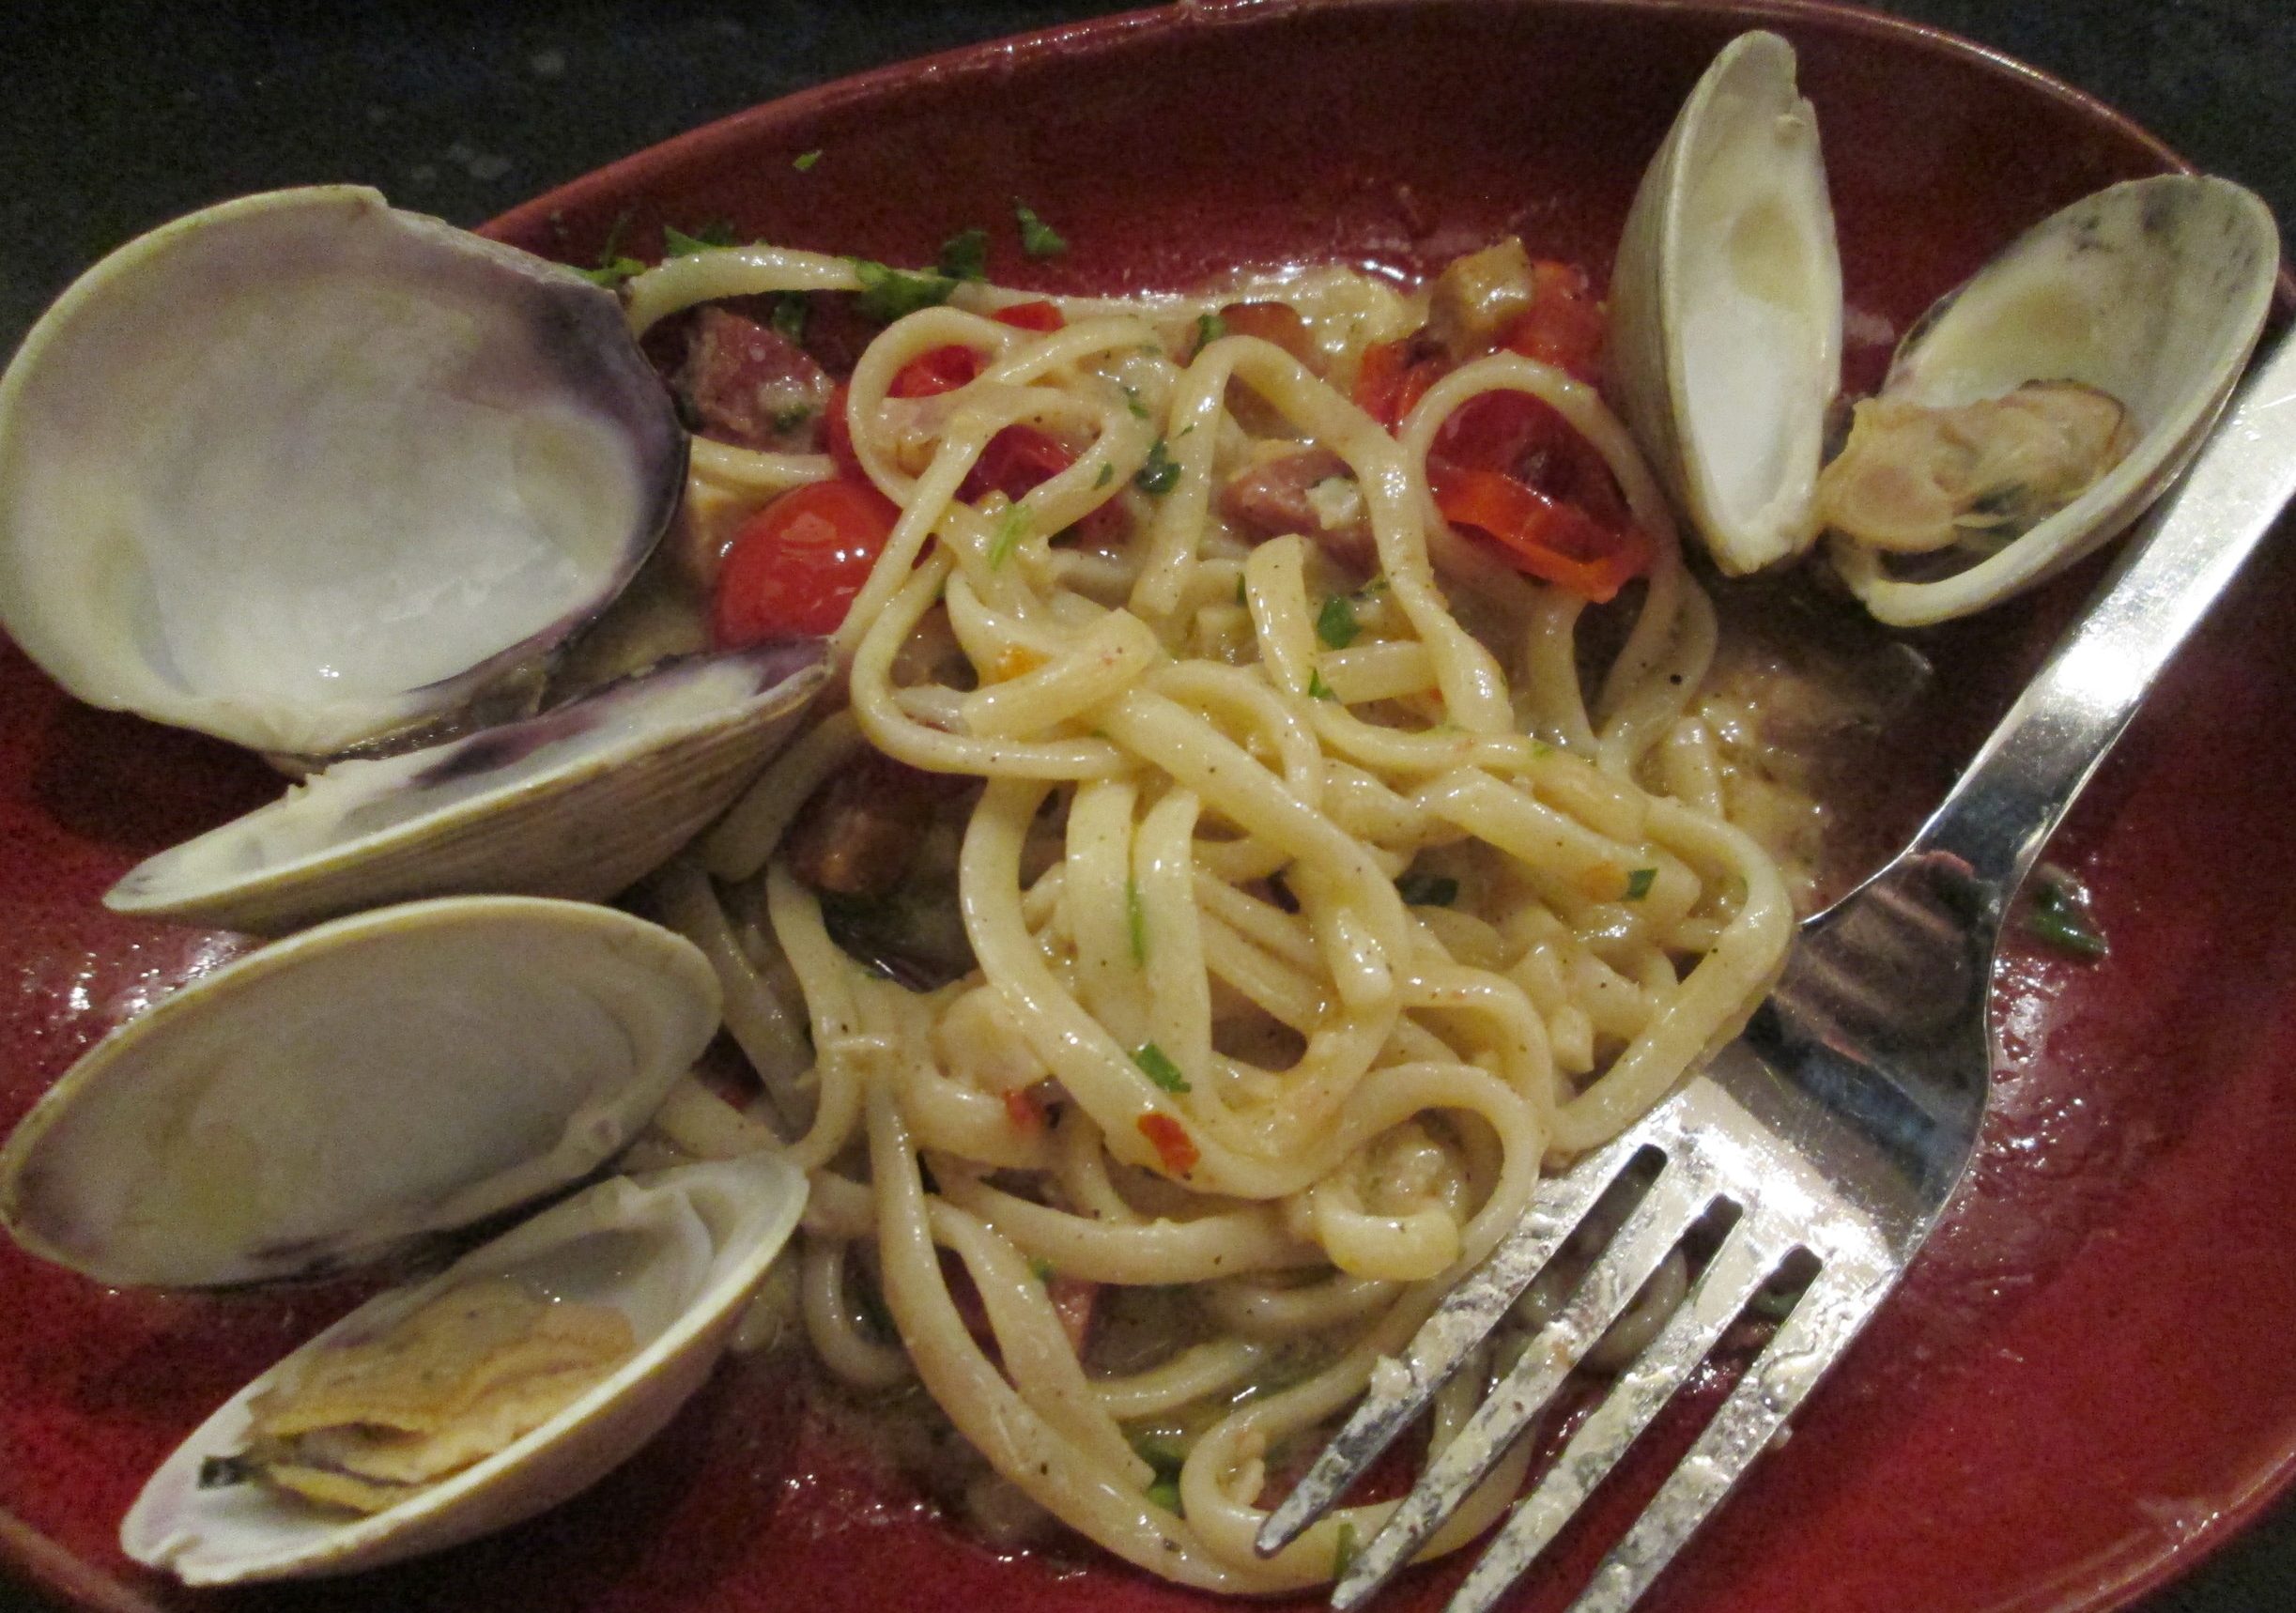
[793,149,823,171]
[662,221,735,257]
[1134,438,1180,496]
[989,504,1031,568]
[1028,1255,1056,1284]
[1121,384,1151,421]
[770,403,816,434]
[849,256,959,323]
[1127,877,1149,964]
[939,226,990,282]
[1316,593,1360,649]
[1015,201,1068,259]
[2026,866,2108,959]
[1131,1431,1187,1514]
[1237,574,1249,607]
[770,293,809,343]
[1624,867,1657,900]
[1306,668,1336,701]
[1333,1520,1361,1581]
[1095,462,1115,488]
[575,211,644,287]
[1194,311,1227,349]
[1133,1041,1190,1094]
[1395,872,1459,908]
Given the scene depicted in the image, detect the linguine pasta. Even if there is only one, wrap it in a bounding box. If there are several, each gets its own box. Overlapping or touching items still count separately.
[625,243,1796,1590]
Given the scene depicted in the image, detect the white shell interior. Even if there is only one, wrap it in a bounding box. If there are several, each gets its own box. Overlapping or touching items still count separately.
[0,898,720,1287]
[122,1153,808,1584]
[1606,30,1842,576]
[0,187,684,757]
[1832,175,2281,623]
[104,639,828,932]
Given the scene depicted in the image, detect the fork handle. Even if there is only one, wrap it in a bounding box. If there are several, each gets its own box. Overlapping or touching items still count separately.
[1909,328,2296,902]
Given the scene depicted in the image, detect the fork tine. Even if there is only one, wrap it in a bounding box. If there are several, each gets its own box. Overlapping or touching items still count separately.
[1555,1254,1894,1613]
[1255,1118,1655,1558]
[1330,1155,1722,1609]
[1438,1219,1785,1613]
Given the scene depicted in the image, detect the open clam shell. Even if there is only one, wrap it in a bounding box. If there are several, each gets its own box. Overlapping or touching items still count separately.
[1604,29,1842,576]
[0,897,721,1288]
[0,186,686,758]
[121,1152,808,1584]
[1828,175,2279,624]
[105,639,830,935]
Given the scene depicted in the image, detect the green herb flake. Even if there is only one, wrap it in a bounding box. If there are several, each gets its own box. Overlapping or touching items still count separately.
[1333,1521,1361,1582]
[1133,1041,1190,1094]
[1015,201,1068,259]
[1134,438,1180,497]
[1095,462,1115,489]
[1395,872,1459,908]
[1237,574,1249,607]
[1146,1472,1183,1515]
[939,226,991,282]
[1028,1255,1056,1284]
[794,149,823,171]
[989,504,1032,569]
[1624,867,1657,900]
[662,221,735,257]
[1316,593,1360,650]
[849,256,959,323]
[2026,868,2108,960]
[1121,384,1151,421]
[576,257,646,289]
[1194,311,1227,350]
[768,294,809,343]
[1306,668,1336,701]
[770,404,817,434]
[1127,878,1149,965]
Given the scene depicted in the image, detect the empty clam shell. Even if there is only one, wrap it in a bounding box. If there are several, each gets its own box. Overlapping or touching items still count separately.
[106,638,830,935]
[121,1152,808,1583]
[1605,30,1843,576]
[0,897,721,1288]
[0,186,686,758]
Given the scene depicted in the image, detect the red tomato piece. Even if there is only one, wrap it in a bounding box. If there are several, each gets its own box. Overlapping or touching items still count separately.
[1136,1112,1200,1177]
[889,343,984,398]
[992,300,1067,331]
[962,423,1075,503]
[712,479,901,643]
[1435,392,1631,530]
[1353,338,1450,431]
[1500,261,1608,386]
[1431,464,1651,604]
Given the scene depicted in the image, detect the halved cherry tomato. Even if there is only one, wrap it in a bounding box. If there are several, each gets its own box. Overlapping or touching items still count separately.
[712,478,901,642]
[1430,464,1651,604]
[992,300,1067,331]
[962,423,1126,545]
[1435,391,1631,530]
[889,344,983,398]
[1353,337,1450,430]
[1499,261,1608,385]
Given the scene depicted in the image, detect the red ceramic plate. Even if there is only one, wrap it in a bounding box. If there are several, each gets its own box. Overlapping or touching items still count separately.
[5,4,2293,1612]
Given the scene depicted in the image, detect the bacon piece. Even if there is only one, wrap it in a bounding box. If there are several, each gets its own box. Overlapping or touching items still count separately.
[1219,446,1375,568]
[784,751,943,898]
[675,307,834,453]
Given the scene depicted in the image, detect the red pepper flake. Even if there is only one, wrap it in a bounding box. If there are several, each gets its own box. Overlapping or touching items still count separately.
[1136,1112,1199,1176]
[1004,1085,1049,1134]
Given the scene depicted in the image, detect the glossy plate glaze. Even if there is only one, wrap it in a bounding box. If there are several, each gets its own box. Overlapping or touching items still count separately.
[3,3,2292,1612]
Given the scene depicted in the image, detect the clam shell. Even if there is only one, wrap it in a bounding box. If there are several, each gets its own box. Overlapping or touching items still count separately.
[1830,175,2280,624]
[121,1152,808,1583]
[1605,30,1843,576]
[105,639,830,935]
[0,186,686,758]
[0,897,721,1288]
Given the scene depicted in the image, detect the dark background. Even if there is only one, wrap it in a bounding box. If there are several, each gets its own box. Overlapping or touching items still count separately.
[2,1,2291,1610]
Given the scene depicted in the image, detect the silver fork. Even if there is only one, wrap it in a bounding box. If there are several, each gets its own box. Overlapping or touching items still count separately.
[1258,327,2296,1613]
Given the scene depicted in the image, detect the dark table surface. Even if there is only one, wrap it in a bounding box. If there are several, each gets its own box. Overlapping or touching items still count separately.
[3,2,2292,1611]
